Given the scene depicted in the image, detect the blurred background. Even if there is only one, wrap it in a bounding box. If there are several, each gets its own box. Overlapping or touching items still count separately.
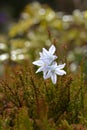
[0,0,87,33]
[0,0,87,78]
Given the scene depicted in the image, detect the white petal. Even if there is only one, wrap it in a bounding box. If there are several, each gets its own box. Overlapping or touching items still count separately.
[49,45,56,54]
[57,63,66,69]
[52,61,57,66]
[45,70,51,79]
[43,71,48,79]
[56,69,66,75]
[36,67,44,73]
[51,74,57,84]
[43,48,49,56]
[32,60,43,66]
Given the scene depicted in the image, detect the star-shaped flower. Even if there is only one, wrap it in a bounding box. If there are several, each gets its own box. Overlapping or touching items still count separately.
[39,44,57,64]
[45,62,66,84]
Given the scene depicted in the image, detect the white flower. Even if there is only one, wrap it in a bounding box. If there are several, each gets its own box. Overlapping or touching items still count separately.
[32,44,66,84]
[32,44,57,77]
[40,44,57,64]
[45,62,66,84]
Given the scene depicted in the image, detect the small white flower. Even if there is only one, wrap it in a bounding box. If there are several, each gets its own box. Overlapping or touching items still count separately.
[40,44,57,64]
[32,44,66,84]
[45,62,66,84]
[32,44,57,76]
